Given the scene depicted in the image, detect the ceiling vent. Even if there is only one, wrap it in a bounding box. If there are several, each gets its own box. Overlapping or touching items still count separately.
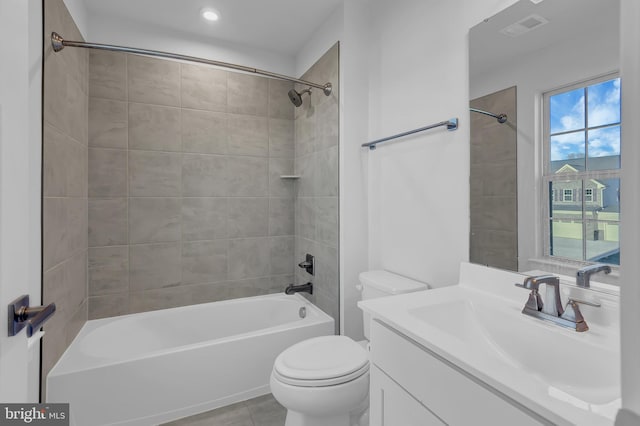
[499,14,549,37]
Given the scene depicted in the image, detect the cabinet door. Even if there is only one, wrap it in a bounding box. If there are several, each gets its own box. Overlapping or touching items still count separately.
[370,365,444,426]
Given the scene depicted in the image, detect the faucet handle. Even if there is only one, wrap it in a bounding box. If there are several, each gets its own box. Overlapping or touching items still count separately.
[566,297,601,308]
[561,299,590,332]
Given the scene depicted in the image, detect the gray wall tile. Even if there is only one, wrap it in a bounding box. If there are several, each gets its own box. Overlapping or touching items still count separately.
[315,146,338,196]
[316,197,338,247]
[88,293,129,319]
[89,198,128,247]
[228,238,270,280]
[43,198,69,270]
[89,148,127,197]
[43,123,68,197]
[268,79,294,119]
[228,156,268,196]
[130,242,181,291]
[129,286,192,313]
[295,197,316,241]
[294,154,316,197]
[129,150,181,196]
[43,0,89,393]
[182,154,227,196]
[269,158,294,198]
[270,236,294,275]
[228,114,268,156]
[228,73,268,116]
[84,48,308,320]
[182,109,228,154]
[292,43,339,328]
[268,118,294,158]
[129,103,181,152]
[295,113,315,156]
[127,55,180,106]
[182,240,228,284]
[89,50,126,101]
[316,98,339,150]
[89,246,129,296]
[181,64,227,112]
[182,198,228,240]
[89,98,127,149]
[67,197,88,254]
[269,198,294,236]
[129,197,181,243]
[228,198,269,238]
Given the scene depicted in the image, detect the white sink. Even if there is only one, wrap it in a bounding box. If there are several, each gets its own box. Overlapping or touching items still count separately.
[359,263,621,425]
[409,297,619,404]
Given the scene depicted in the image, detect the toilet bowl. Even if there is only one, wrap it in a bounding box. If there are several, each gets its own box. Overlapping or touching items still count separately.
[271,271,428,426]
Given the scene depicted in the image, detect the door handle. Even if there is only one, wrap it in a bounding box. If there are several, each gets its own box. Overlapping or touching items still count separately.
[8,295,56,337]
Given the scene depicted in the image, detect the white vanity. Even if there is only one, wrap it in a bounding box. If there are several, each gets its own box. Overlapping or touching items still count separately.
[358,263,620,426]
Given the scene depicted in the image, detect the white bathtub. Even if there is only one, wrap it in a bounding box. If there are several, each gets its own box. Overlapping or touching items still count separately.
[47,293,334,426]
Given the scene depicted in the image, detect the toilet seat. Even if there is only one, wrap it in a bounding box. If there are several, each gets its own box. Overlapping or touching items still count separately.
[273,336,369,387]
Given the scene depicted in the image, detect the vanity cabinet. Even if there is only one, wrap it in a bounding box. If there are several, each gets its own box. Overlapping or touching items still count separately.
[369,320,546,426]
[370,364,444,425]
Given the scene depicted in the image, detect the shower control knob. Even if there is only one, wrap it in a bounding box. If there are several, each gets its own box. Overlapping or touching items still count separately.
[298,254,314,276]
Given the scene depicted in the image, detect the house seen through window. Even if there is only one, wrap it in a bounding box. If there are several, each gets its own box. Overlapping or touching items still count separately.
[544,75,620,265]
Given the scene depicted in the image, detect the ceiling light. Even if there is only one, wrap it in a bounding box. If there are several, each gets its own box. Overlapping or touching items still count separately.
[201,9,220,22]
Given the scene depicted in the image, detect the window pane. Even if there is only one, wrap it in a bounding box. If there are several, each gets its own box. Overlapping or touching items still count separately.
[586,221,620,265]
[584,178,620,217]
[550,132,585,172]
[551,219,583,261]
[550,87,585,134]
[588,126,620,170]
[550,180,583,260]
[587,78,621,127]
[585,178,619,265]
[550,180,583,219]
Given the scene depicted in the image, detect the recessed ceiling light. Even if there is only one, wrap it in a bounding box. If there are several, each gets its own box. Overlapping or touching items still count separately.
[201,8,220,22]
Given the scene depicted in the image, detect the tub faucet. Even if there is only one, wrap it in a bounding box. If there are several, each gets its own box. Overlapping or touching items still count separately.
[515,274,599,332]
[285,282,313,295]
[576,264,611,288]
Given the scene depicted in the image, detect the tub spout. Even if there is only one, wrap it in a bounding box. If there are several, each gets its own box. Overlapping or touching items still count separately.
[285,282,313,295]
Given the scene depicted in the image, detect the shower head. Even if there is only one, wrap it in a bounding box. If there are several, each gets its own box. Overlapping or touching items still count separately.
[288,88,312,107]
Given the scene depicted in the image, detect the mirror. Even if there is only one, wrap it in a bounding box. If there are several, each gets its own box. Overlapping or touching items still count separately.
[469,0,620,272]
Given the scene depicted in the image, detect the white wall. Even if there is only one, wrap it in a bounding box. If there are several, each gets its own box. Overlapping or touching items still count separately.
[86,13,295,76]
[366,0,516,288]
[471,25,619,270]
[618,0,640,422]
[62,0,88,38]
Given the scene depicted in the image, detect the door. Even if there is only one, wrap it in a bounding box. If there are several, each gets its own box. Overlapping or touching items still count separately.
[0,0,43,402]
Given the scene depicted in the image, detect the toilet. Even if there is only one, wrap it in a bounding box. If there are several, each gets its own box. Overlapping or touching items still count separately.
[270,270,428,426]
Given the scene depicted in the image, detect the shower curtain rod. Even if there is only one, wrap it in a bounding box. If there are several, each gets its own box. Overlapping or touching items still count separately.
[50,32,332,96]
[469,107,507,123]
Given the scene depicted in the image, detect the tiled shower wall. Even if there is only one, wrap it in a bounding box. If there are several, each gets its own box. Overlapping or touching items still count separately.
[294,43,340,330]
[470,86,518,271]
[87,51,297,318]
[42,0,89,387]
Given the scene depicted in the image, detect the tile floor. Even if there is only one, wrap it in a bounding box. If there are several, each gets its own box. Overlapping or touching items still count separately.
[163,394,286,426]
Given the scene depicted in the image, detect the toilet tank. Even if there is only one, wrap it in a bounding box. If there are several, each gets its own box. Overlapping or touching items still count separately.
[359,271,428,339]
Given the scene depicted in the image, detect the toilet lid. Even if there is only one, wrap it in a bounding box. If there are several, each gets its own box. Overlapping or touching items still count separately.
[274,336,369,385]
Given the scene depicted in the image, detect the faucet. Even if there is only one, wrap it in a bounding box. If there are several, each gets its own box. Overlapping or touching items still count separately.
[516,274,600,332]
[576,264,611,288]
[285,282,313,295]
[519,275,563,316]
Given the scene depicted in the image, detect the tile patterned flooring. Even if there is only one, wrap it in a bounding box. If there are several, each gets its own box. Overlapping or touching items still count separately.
[163,394,286,426]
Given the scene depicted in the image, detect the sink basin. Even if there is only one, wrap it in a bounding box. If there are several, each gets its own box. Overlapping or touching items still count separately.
[359,262,621,425]
[409,297,619,405]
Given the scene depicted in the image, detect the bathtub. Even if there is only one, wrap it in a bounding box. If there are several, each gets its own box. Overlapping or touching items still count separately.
[47,293,334,426]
